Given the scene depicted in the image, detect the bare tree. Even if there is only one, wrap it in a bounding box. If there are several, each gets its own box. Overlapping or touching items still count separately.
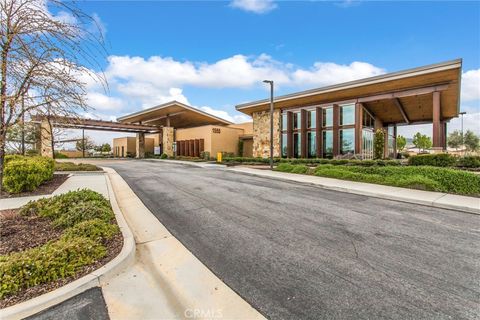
[0,0,106,190]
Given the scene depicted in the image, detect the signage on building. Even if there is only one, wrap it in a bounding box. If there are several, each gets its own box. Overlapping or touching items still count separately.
[154,146,161,155]
[212,128,221,134]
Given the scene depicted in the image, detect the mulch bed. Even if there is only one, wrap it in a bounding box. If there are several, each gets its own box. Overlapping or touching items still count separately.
[0,174,69,199]
[0,210,124,309]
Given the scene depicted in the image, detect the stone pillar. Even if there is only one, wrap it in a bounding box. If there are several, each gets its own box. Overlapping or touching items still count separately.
[136,132,145,158]
[39,120,53,158]
[252,109,281,158]
[162,127,174,157]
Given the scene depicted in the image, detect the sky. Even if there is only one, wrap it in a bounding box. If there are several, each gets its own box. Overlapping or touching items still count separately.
[59,0,480,147]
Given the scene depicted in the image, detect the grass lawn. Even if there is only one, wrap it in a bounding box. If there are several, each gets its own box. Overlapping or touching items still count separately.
[275,163,480,197]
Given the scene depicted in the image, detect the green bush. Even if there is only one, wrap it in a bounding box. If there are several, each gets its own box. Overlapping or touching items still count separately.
[0,237,106,299]
[62,219,119,241]
[291,165,310,174]
[53,152,69,159]
[20,189,112,223]
[2,156,54,193]
[313,165,480,196]
[52,202,115,228]
[408,153,457,167]
[275,163,295,172]
[160,153,168,159]
[456,156,480,168]
[54,162,101,171]
[373,129,385,159]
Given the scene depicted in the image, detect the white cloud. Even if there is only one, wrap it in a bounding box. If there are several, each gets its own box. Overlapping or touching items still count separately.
[86,92,124,111]
[198,106,251,123]
[230,0,277,14]
[461,69,480,102]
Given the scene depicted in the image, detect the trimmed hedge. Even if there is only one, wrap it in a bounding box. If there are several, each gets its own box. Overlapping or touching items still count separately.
[408,154,457,167]
[457,156,480,168]
[0,190,120,299]
[223,157,402,167]
[275,163,480,196]
[54,162,101,171]
[2,156,54,193]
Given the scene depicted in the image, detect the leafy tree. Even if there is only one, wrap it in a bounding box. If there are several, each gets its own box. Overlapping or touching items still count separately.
[396,135,406,152]
[412,132,432,152]
[447,130,463,150]
[373,129,385,159]
[101,143,111,153]
[6,123,39,154]
[76,137,95,152]
[464,130,479,152]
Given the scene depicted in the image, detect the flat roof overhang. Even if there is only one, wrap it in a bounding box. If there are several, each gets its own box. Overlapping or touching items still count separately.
[117,101,233,128]
[235,59,462,124]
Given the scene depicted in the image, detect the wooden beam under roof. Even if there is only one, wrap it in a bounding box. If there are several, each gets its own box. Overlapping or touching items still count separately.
[393,98,410,124]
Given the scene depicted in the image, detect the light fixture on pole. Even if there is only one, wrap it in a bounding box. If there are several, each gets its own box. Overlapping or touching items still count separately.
[459,111,466,152]
[263,80,274,170]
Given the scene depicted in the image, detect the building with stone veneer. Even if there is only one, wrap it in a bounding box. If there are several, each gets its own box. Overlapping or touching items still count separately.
[114,101,253,158]
[236,59,462,159]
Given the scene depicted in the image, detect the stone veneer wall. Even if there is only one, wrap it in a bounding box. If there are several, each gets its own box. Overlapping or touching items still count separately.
[162,127,174,156]
[39,120,53,158]
[252,110,281,158]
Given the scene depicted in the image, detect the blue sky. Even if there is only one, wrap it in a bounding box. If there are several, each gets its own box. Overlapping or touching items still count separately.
[64,0,480,145]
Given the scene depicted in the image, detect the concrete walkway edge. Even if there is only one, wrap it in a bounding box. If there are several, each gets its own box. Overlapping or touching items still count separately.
[228,167,480,215]
[0,173,136,320]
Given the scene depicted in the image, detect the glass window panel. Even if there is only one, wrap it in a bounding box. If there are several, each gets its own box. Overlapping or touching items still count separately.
[293,112,301,130]
[323,130,333,158]
[308,110,316,129]
[340,104,355,126]
[323,108,333,127]
[293,133,301,158]
[281,133,287,158]
[281,113,288,131]
[308,132,316,158]
[340,128,355,155]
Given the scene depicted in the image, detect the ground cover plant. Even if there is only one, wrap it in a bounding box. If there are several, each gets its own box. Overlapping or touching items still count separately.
[2,156,55,193]
[0,189,121,306]
[54,161,101,171]
[275,163,480,196]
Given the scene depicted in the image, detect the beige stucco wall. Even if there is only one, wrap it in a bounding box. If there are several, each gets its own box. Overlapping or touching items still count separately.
[228,122,253,135]
[252,110,281,158]
[176,125,213,154]
[146,133,162,147]
[113,137,153,157]
[211,126,243,156]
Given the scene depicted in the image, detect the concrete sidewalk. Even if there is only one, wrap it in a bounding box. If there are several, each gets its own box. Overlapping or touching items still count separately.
[228,166,480,214]
[0,172,108,210]
[101,167,265,320]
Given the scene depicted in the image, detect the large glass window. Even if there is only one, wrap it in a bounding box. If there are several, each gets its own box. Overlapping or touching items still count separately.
[322,107,333,127]
[293,133,301,158]
[307,110,316,129]
[340,104,355,126]
[323,130,333,158]
[362,109,375,128]
[281,113,288,131]
[308,132,316,158]
[340,128,355,155]
[281,133,287,157]
[293,112,301,130]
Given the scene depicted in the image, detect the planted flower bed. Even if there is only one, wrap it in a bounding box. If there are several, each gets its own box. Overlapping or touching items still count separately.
[0,189,122,308]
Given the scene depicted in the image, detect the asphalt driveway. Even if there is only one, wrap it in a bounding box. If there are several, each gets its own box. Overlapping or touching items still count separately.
[106,160,480,320]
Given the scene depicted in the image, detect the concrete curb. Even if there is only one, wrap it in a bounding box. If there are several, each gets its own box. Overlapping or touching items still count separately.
[228,167,480,215]
[0,173,136,320]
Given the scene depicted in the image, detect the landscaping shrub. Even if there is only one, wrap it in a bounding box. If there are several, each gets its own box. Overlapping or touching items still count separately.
[0,189,121,300]
[457,156,480,168]
[0,237,105,299]
[275,163,295,172]
[2,156,54,193]
[291,165,310,174]
[53,152,69,159]
[373,129,385,159]
[408,153,456,167]
[313,165,480,196]
[160,153,168,159]
[54,162,101,171]
[62,219,119,241]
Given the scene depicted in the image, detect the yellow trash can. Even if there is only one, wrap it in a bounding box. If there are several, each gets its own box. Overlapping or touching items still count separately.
[217,152,222,163]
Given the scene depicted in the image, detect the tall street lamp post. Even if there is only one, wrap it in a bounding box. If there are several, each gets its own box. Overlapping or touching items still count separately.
[263,80,274,170]
[459,111,466,153]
